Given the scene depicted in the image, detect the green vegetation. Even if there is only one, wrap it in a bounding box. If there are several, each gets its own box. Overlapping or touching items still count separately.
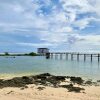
[0,52,10,56]
[28,52,38,56]
[5,52,9,56]
[0,52,38,56]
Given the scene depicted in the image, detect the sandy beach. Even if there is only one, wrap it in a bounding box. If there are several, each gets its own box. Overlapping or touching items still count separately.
[0,85,100,100]
[0,73,100,100]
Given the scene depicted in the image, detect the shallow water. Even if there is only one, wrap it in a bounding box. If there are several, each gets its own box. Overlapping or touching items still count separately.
[0,56,100,80]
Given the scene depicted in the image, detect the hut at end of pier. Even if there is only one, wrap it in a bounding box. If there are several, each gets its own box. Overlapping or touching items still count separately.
[37,48,49,56]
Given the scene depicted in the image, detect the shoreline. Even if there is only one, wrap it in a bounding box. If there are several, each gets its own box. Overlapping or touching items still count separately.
[0,72,99,81]
[0,73,100,92]
[0,73,100,100]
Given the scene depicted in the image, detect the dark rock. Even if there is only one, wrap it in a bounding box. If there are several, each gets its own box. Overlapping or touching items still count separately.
[54,76,66,81]
[37,87,45,91]
[60,84,85,93]
[21,76,33,84]
[20,87,25,90]
[7,91,14,94]
[33,73,52,80]
[68,86,85,93]
[97,80,100,82]
[37,73,51,77]
[0,79,4,86]
[0,73,95,93]
[34,80,47,85]
[32,73,66,87]
[85,80,92,85]
[60,84,73,88]
[0,76,33,88]
[70,76,84,85]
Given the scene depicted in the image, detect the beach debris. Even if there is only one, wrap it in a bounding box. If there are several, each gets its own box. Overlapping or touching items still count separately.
[20,86,28,90]
[7,91,14,94]
[20,87,25,90]
[37,87,45,91]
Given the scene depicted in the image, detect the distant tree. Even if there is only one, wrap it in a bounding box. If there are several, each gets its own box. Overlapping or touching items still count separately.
[28,52,37,56]
[24,53,28,56]
[4,52,9,56]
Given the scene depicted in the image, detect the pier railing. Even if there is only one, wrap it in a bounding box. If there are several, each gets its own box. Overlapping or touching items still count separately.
[46,52,100,62]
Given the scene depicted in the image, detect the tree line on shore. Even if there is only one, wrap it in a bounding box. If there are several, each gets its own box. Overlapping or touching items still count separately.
[0,52,38,56]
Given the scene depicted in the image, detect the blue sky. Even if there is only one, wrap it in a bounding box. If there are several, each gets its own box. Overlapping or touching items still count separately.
[0,0,100,53]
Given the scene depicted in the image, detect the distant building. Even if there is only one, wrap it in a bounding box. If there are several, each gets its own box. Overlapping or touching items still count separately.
[37,48,49,55]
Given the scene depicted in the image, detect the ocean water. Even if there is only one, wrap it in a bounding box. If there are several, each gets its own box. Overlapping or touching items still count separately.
[0,56,100,80]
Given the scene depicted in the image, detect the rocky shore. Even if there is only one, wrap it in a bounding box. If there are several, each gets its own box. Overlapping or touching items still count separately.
[0,73,100,93]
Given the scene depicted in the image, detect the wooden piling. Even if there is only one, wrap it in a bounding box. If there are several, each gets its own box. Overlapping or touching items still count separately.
[46,53,50,59]
[66,53,68,60]
[60,53,62,59]
[77,53,79,61]
[84,54,86,62]
[48,52,100,62]
[98,54,100,62]
[71,54,73,60]
[91,54,92,62]
[50,53,53,59]
[55,53,58,59]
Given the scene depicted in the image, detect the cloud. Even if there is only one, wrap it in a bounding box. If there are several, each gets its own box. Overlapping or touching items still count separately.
[0,0,49,32]
[16,42,53,47]
[73,17,95,30]
[0,0,99,32]
[90,0,100,17]
[60,0,94,13]
[0,0,100,52]
[68,34,100,51]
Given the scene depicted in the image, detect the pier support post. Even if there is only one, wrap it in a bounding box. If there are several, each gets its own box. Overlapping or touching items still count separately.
[84,54,86,62]
[91,54,92,62]
[77,53,79,61]
[60,53,62,59]
[55,53,58,59]
[46,53,50,59]
[66,53,68,60]
[50,53,53,59]
[98,54,100,62]
[71,54,73,61]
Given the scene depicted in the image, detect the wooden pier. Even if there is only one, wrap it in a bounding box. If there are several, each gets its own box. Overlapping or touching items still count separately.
[46,52,100,62]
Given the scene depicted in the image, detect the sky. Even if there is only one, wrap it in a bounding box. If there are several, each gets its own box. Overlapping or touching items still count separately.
[0,0,100,53]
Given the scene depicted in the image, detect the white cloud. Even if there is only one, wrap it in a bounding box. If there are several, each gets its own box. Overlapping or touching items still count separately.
[55,27,73,33]
[0,0,99,33]
[62,34,100,52]
[94,0,100,17]
[17,42,53,47]
[0,0,100,52]
[41,33,68,44]
[60,0,94,13]
[78,35,100,43]
[0,0,49,31]
[73,17,95,29]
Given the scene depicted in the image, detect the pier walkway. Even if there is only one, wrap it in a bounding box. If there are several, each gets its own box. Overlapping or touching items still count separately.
[46,52,100,62]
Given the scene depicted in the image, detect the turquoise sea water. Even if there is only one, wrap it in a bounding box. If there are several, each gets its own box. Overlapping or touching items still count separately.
[0,56,100,80]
